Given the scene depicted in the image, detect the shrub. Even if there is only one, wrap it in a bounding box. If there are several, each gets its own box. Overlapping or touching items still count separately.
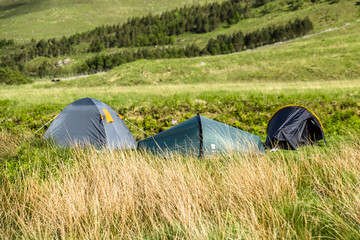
[0,67,33,85]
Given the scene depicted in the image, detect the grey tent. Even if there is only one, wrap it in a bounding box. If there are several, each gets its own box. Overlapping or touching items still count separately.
[44,97,136,149]
[138,114,265,156]
[265,105,325,150]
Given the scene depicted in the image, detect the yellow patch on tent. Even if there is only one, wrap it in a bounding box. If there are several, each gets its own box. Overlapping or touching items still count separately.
[118,113,124,119]
[54,114,59,119]
[100,114,104,120]
[102,109,114,123]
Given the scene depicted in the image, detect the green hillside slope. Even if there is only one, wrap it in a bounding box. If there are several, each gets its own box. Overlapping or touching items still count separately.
[0,0,359,85]
[0,0,223,40]
[0,0,355,81]
[35,17,359,87]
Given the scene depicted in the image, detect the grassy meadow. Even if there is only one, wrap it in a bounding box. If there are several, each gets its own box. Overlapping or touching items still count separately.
[1,78,360,238]
[1,135,360,239]
[1,0,360,238]
[1,79,360,139]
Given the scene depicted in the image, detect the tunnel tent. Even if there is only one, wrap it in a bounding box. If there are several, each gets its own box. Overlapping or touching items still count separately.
[265,105,325,150]
[138,114,265,157]
[43,97,136,149]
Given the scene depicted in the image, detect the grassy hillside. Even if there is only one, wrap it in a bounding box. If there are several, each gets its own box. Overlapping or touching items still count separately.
[0,0,223,40]
[8,0,357,80]
[175,0,360,47]
[36,19,359,86]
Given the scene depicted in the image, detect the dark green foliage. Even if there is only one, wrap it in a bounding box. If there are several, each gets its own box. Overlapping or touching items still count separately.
[34,37,72,57]
[79,43,206,73]
[80,17,314,74]
[288,0,304,11]
[0,67,33,85]
[37,61,55,78]
[80,0,249,51]
[254,0,276,7]
[206,17,313,53]
[0,37,72,72]
[89,39,105,53]
[0,39,15,48]
[0,0,316,78]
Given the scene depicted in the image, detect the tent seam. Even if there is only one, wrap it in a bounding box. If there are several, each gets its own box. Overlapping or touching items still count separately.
[197,114,204,158]
[88,98,109,147]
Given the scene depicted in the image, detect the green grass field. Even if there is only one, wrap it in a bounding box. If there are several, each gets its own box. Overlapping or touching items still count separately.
[1,78,360,238]
[1,0,360,238]
[0,0,224,40]
[13,0,359,80]
[1,79,359,139]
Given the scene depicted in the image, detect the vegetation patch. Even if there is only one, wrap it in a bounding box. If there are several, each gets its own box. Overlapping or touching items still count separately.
[0,67,33,85]
[1,134,360,239]
[1,0,357,79]
[80,17,313,74]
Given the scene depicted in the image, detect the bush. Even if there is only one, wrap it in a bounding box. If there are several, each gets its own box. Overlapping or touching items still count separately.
[0,67,33,85]
[0,39,15,48]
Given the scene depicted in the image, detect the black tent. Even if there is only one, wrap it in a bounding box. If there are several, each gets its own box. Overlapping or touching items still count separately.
[265,105,325,150]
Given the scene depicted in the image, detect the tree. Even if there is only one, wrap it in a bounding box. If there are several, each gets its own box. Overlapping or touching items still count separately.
[96,56,104,71]
[89,40,105,52]
[38,61,53,78]
[79,63,90,73]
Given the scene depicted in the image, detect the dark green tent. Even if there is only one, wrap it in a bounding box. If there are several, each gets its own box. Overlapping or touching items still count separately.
[138,114,265,157]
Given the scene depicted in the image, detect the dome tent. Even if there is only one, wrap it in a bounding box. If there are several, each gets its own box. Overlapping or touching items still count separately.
[44,98,136,149]
[265,105,325,150]
[138,114,265,157]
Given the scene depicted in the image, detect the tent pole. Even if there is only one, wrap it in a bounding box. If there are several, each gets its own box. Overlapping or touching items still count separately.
[197,113,204,158]
[27,118,54,139]
[123,118,150,137]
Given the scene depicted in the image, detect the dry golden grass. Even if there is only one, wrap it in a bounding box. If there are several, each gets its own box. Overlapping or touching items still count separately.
[0,130,21,159]
[1,135,360,239]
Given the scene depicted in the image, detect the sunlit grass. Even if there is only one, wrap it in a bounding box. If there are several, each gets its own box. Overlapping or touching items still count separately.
[0,0,224,40]
[1,133,360,239]
[1,79,359,105]
[1,79,359,140]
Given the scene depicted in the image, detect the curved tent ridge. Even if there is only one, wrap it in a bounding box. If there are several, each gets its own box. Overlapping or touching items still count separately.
[267,104,324,133]
[265,105,325,150]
